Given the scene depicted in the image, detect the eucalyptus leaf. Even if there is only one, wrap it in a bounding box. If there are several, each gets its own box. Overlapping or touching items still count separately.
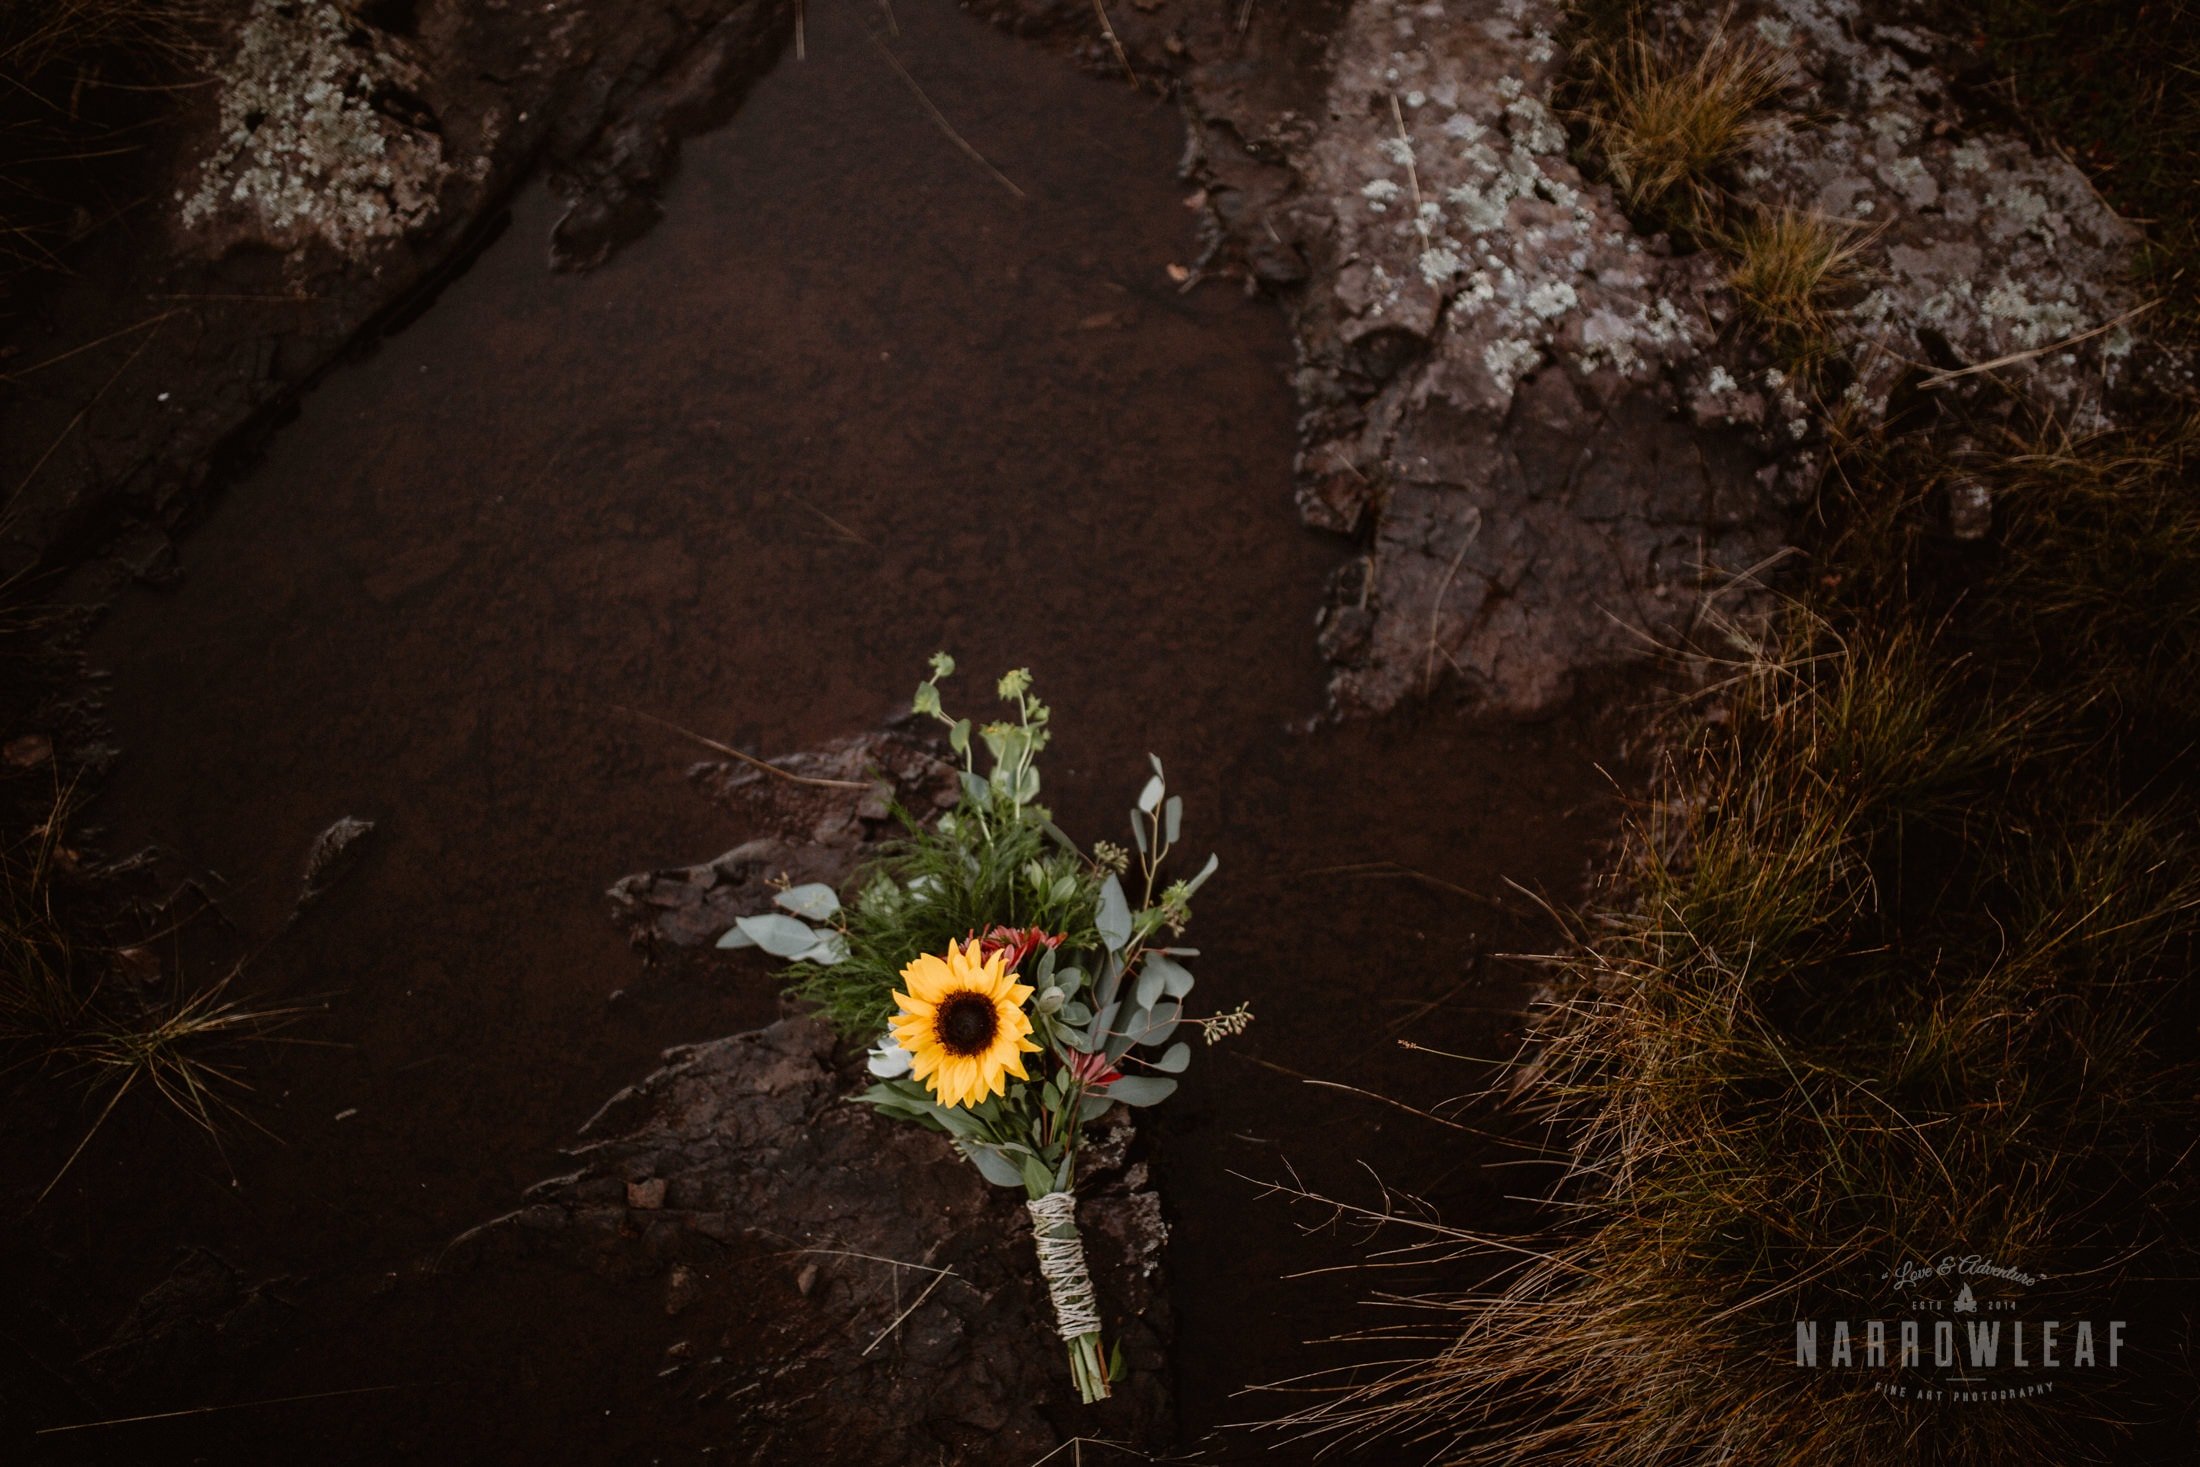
[773,883,842,920]
[714,925,757,950]
[1136,774,1165,815]
[1095,875,1132,952]
[1129,814,1147,854]
[1101,1076,1177,1107]
[1060,1000,1093,1027]
[1184,852,1220,896]
[731,912,819,958]
[1019,1153,1053,1196]
[961,1141,1027,1189]
[1130,1000,1182,1049]
[1145,952,1195,998]
[1133,961,1165,1011]
[1077,1094,1116,1122]
[1152,1041,1191,1073]
[854,1082,930,1116]
[928,1104,984,1140]
[1163,794,1182,844]
[1054,966,1084,997]
[796,930,849,966]
[1086,999,1121,1052]
[1094,953,1123,1008]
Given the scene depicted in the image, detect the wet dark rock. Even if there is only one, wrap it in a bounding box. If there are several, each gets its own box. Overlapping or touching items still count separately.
[296,815,377,910]
[81,1246,291,1387]
[977,0,2168,720]
[607,730,957,953]
[549,0,794,270]
[446,1017,1172,1462]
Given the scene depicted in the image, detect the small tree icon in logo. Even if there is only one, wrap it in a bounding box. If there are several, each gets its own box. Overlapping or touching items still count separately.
[1953,1283,1978,1314]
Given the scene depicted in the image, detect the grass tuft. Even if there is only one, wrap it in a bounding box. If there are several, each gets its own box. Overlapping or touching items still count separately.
[1723,206,1874,359]
[1,781,305,1202]
[1280,375,2200,1461]
[1575,21,1790,236]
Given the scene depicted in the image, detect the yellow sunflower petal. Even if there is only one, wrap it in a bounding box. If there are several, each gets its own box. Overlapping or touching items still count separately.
[900,953,952,1003]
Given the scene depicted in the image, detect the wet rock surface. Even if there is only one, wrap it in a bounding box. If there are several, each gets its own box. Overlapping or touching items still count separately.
[447,1018,1173,1462]
[981,0,1787,716]
[80,1246,294,1388]
[978,0,2167,718]
[1268,0,1779,718]
[1732,0,2165,425]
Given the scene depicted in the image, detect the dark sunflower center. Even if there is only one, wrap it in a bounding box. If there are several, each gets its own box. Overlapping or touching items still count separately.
[934,991,999,1056]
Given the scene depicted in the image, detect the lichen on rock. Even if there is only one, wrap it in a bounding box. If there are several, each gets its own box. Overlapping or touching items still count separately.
[179,0,452,258]
[1207,0,1780,718]
[1163,0,2169,719]
[1722,0,2159,429]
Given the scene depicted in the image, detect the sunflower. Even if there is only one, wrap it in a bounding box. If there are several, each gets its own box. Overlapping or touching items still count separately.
[890,938,1042,1108]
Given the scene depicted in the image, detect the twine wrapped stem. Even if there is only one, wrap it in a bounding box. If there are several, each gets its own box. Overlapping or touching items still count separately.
[1027,1190,1110,1401]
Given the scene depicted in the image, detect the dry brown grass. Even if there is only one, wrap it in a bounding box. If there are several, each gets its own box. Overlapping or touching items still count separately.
[1576,21,1791,234]
[1277,415,2200,1462]
[0,0,209,75]
[1,781,306,1203]
[1724,206,1875,354]
[0,0,214,286]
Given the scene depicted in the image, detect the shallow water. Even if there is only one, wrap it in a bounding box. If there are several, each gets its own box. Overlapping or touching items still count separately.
[17,2,1626,1459]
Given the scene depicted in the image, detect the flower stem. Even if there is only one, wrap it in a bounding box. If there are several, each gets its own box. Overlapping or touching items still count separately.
[1066,1329,1111,1403]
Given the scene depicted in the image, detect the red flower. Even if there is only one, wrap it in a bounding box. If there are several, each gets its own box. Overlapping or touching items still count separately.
[974,924,1063,975]
[1063,1046,1122,1088]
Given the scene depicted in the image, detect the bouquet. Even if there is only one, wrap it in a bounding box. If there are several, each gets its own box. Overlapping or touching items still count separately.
[717,656,1249,1402]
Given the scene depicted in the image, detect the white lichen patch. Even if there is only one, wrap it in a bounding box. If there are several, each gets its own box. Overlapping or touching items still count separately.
[1726,0,2154,416]
[180,0,447,257]
[1284,0,1765,717]
[1307,0,1724,415]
